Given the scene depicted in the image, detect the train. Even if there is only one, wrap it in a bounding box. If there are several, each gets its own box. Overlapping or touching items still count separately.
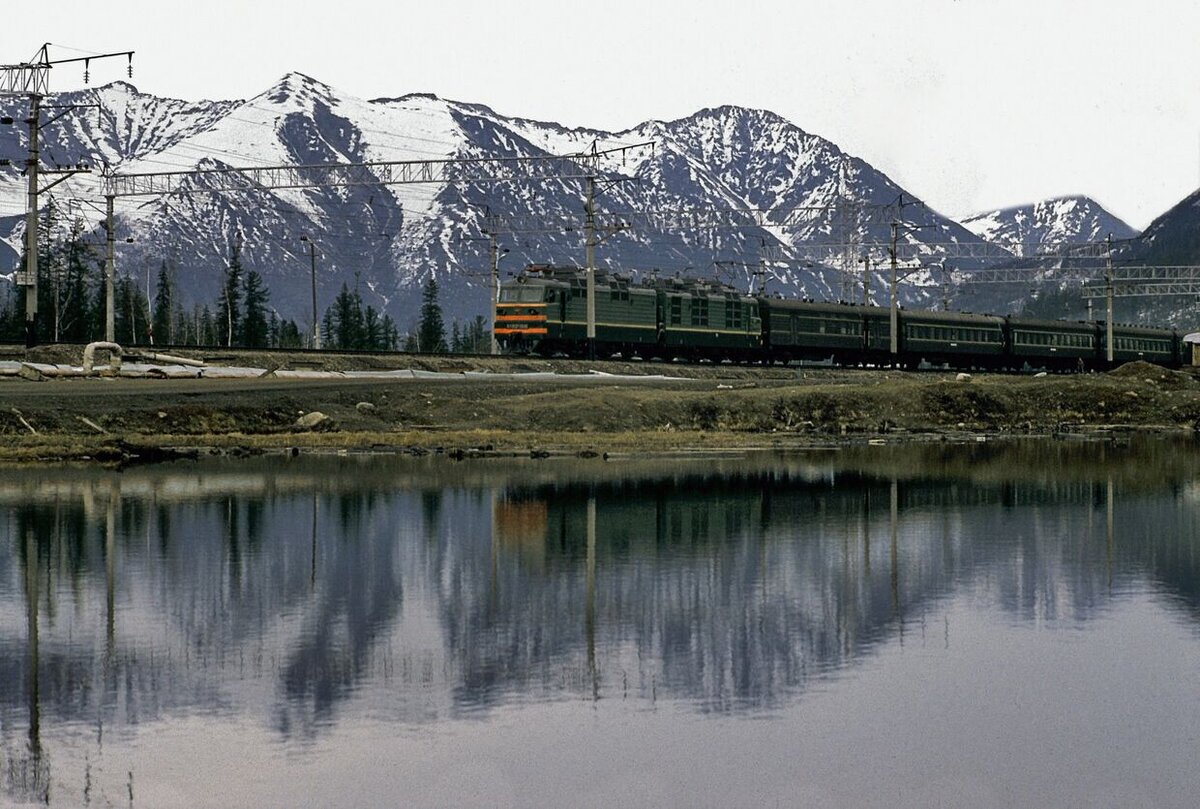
[495,265,1187,370]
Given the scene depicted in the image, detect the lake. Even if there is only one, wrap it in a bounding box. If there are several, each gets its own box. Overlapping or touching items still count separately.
[2,439,1199,808]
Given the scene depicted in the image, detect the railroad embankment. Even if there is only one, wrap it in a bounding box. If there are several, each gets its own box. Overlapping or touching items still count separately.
[1,345,1198,464]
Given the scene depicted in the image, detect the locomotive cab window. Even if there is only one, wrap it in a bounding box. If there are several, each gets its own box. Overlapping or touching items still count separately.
[500,286,546,303]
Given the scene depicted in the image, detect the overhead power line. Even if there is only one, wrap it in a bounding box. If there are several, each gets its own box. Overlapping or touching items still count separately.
[86,141,656,345]
[103,146,649,198]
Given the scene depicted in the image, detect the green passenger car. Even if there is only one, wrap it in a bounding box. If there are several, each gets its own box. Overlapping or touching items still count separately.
[1006,316,1097,369]
[1106,323,1180,366]
[900,310,1006,366]
[760,299,868,361]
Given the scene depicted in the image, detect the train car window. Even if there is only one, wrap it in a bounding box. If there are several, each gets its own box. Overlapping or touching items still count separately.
[725,299,741,328]
[670,297,682,325]
[692,298,709,326]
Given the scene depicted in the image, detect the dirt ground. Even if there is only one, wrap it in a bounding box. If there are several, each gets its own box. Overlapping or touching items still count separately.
[2,344,1199,464]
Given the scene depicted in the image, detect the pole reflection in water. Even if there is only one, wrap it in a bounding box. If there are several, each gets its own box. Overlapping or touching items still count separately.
[22,525,46,803]
[106,494,115,659]
[585,494,598,701]
[0,439,1198,807]
[890,476,899,618]
[1107,474,1115,592]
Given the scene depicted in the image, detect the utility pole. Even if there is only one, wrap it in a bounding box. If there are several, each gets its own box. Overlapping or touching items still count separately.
[1105,233,1114,366]
[300,235,320,349]
[3,44,134,347]
[862,255,871,305]
[889,221,899,357]
[487,232,506,355]
[309,241,319,349]
[104,193,115,341]
[584,174,597,360]
[575,141,640,360]
[22,93,40,348]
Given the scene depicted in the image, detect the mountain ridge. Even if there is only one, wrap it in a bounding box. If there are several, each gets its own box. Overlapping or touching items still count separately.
[0,76,1163,332]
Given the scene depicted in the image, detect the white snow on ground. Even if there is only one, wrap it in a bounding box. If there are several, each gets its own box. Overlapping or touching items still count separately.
[0,360,694,383]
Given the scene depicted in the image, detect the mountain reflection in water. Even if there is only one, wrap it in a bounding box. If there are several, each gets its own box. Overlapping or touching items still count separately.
[1,439,1198,806]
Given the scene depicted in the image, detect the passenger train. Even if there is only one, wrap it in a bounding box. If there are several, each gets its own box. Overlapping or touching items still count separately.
[495,265,1186,370]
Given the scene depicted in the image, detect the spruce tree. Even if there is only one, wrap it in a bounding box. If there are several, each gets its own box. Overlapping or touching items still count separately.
[382,314,399,350]
[55,218,98,343]
[114,273,150,345]
[199,305,217,346]
[241,270,270,348]
[0,284,20,342]
[152,261,175,344]
[417,277,447,353]
[363,305,382,349]
[277,318,303,348]
[470,315,489,353]
[321,308,336,349]
[35,195,64,343]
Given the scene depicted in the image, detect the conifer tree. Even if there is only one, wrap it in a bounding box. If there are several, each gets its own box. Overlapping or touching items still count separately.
[198,305,217,346]
[382,314,399,350]
[152,261,175,344]
[364,305,381,350]
[51,218,98,343]
[114,273,150,345]
[276,318,303,348]
[417,277,447,353]
[241,269,271,348]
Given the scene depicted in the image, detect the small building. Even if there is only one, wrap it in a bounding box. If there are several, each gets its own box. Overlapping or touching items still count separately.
[1185,333,1200,366]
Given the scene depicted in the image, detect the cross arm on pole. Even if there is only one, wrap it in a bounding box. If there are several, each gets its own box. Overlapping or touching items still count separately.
[2,45,134,96]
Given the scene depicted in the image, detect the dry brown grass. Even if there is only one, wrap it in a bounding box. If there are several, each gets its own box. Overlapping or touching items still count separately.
[1,361,1198,464]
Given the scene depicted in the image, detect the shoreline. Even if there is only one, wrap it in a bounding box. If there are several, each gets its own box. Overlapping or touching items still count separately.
[2,353,1198,466]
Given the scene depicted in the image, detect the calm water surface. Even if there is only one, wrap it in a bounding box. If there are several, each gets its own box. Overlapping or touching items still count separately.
[2,440,1200,808]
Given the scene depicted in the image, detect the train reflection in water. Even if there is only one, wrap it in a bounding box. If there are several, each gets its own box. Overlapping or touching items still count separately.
[1,443,1199,804]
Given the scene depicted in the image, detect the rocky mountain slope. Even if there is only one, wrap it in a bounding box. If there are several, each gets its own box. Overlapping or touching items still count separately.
[0,75,992,329]
[1,75,1181,332]
[962,196,1137,256]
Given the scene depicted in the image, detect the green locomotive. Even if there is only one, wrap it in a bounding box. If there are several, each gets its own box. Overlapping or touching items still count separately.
[496,266,759,359]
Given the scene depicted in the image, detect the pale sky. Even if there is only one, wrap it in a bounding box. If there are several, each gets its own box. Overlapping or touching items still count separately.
[11,0,1200,230]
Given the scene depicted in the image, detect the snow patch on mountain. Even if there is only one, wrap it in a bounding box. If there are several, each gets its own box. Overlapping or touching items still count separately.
[963,195,1137,255]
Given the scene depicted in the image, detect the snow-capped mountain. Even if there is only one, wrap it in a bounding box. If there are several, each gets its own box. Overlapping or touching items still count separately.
[1,75,1002,330]
[962,196,1138,256]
